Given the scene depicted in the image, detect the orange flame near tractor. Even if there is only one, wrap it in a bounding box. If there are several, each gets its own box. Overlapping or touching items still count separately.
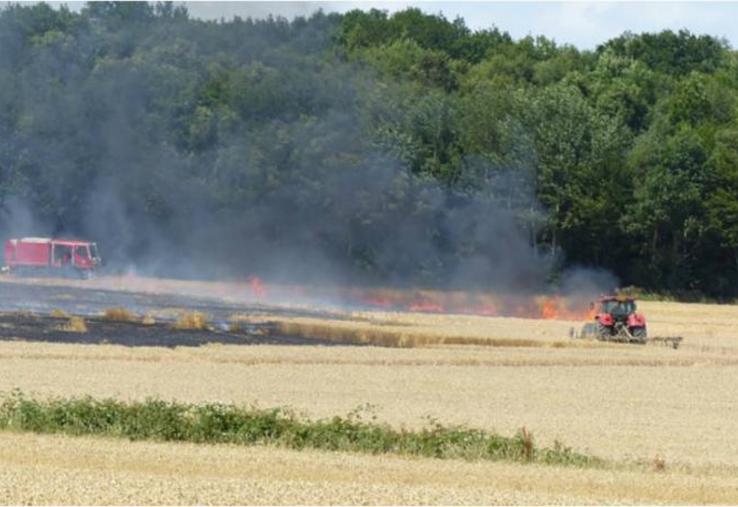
[538,296,597,321]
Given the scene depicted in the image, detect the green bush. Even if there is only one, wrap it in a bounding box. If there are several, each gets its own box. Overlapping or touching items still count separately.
[0,391,599,467]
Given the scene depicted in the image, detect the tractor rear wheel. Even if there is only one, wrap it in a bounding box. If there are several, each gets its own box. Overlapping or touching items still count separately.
[630,326,647,343]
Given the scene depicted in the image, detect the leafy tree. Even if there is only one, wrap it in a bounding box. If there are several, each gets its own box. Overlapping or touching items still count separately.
[704,129,738,292]
[525,84,631,267]
[622,126,709,290]
[599,29,727,76]
[2,3,738,295]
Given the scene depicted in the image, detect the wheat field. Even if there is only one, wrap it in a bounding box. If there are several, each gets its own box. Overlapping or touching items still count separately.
[2,432,737,505]
[2,279,738,503]
[1,338,737,467]
[223,297,738,351]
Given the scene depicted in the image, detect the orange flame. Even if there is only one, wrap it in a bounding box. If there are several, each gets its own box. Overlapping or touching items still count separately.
[248,276,267,299]
[363,296,394,308]
[407,300,445,313]
[539,296,595,321]
[586,304,598,320]
[541,297,560,319]
[235,277,595,321]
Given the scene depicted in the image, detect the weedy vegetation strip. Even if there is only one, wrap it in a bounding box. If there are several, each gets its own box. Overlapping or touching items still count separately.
[0,391,598,467]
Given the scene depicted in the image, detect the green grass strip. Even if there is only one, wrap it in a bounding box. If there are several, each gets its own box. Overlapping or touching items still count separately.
[0,391,600,467]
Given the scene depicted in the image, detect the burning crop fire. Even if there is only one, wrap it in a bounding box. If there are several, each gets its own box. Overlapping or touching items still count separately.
[242,276,597,321]
[247,276,267,299]
[66,271,598,322]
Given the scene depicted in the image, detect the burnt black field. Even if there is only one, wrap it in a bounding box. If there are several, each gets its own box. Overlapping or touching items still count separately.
[0,280,342,347]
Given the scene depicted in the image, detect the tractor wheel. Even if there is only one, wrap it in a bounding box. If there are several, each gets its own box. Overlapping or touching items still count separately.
[630,326,647,343]
[596,322,610,341]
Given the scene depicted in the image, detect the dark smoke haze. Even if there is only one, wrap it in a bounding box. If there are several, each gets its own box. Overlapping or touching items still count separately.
[0,4,617,298]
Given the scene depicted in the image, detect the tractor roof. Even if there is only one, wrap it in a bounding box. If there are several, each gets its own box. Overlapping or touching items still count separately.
[599,295,635,302]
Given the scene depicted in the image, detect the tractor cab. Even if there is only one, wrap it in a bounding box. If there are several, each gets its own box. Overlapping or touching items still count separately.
[599,297,636,321]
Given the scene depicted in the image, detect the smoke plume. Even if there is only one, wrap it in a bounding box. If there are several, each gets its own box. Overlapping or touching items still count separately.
[0,4,616,301]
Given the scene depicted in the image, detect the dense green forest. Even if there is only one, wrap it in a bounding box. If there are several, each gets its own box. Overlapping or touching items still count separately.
[2,2,738,296]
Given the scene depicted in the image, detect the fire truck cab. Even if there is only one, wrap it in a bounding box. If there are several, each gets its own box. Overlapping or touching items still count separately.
[4,237,101,278]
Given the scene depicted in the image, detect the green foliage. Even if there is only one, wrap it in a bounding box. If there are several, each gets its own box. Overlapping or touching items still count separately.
[2,3,738,296]
[361,39,459,90]
[622,126,711,290]
[599,29,727,76]
[0,391,600,467]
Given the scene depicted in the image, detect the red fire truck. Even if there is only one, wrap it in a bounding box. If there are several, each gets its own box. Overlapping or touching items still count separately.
[3,238,101,278]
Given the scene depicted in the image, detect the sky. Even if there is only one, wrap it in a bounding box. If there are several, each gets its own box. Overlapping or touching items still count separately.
[15,1,738,49]
[182,1,738,49]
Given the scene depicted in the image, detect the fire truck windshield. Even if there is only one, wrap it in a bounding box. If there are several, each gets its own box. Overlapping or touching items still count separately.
[90,243,100,260]
[75,246,89,259]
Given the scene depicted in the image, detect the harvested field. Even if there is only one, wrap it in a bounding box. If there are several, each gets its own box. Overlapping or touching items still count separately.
[1,340,737,467]
[1,276,738,503]
[638,300,738,352]
[253,314,588,348]
[3,432,737,505]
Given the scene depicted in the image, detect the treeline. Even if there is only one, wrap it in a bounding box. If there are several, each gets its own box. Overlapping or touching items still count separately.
[1,2,738,296]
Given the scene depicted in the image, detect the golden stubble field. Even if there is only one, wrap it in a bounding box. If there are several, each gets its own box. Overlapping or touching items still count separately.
[2,277,738,503]
[2,327,738,467]
[3,432,738,505]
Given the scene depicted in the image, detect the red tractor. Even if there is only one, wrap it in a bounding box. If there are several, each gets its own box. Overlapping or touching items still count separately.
[582,296,647,343]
